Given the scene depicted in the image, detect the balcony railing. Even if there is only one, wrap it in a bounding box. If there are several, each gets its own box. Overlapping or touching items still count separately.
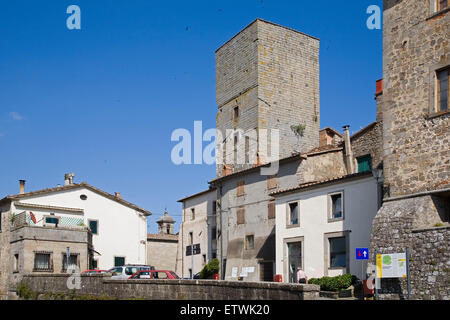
[11,211,87,230]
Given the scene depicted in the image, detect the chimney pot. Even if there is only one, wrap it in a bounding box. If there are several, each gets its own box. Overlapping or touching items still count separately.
[115,192,122,199]
[19,180,26,194]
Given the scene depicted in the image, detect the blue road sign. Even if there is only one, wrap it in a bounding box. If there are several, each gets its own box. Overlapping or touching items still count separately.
[356,248,369,260]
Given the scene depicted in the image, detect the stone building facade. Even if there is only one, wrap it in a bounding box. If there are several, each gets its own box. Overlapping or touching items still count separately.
[175,188,217,278]
[0,201,92,300]
[215,19,320,177]
[369,0,450,300]
[146,210,178,271]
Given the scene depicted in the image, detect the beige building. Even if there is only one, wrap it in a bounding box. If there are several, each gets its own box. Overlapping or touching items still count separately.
[146,210,178,271]
[176,188,217,278]
[0,198,92,299]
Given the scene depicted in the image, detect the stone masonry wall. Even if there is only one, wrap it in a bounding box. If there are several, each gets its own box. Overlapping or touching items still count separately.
[382,0,450,196]
[17,274,320,300]
[369,195,450,300]
[215,19,320,177]
[351,121,383,171]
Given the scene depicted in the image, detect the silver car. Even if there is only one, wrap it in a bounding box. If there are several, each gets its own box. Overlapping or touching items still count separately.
[108,265,154,280]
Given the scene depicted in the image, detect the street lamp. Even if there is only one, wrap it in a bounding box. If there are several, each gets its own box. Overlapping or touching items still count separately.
[372,168,384,209]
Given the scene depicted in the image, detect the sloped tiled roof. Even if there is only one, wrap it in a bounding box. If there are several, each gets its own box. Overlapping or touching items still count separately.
[0,182,152,216]
[270,172,373,197]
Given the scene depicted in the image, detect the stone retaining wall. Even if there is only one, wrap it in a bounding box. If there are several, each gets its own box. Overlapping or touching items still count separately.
[17,274,320,300]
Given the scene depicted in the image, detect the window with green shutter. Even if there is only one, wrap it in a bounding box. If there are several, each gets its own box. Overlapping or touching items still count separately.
[88,220,98,235]
[357,155,372,173]
[114,256,125,267]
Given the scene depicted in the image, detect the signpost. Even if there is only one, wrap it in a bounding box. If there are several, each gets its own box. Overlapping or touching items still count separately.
[356,248,369,286]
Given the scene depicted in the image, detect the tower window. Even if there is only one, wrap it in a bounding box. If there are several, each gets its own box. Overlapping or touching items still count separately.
[233,106,239,120]
[437,67,449,112]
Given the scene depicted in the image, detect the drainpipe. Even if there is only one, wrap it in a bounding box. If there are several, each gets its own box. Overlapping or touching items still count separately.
[343,125,355,174]
[218,186,223,280]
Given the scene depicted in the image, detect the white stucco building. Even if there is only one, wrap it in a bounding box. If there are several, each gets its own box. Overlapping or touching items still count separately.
[175,188,217,278]
[1,174,151,271]
[271,172,378,283]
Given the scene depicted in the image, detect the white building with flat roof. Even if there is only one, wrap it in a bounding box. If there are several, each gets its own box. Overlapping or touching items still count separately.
[271,172,378,283]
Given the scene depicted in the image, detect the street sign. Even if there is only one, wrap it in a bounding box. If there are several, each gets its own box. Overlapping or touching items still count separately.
[356,248,369,260]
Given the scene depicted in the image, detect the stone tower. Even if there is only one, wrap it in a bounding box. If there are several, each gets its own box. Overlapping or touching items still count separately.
[215,19,320,177]
[369,0,450,300]
[157,210,175,235]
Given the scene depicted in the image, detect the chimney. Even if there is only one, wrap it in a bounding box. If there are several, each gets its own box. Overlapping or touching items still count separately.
[114,192,122,199]
[343,125,355,174]
[19,180,26,194]
[64,173,75,186]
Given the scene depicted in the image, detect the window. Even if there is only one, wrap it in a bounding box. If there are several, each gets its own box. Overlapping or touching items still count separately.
[189,232,193,245]
[245,136,250,164]
[329,192,344,221]
[109,267,123,276]
[268,201,276,220]
[125,267,139,276]
[44,216,60,226]
[14,254,19,273]
[191,208,195,221]
[211,227,217,240]
[237,207,246,225]
[329,237,347,268]
[233,106,239,120]
[188,268,193,279]
[202,254,207,265]
[212,201,217,215]
[91,259,98,270]
[153,271,169,279]
[62,253,78,271]
[287,202,299,226]
[245,235,254,250]
[437,0,448,11]
[237,181,245,197]
[437,67,449,112]
[34,252,52,271]
[88,220,98,235]
[114,256,125,267]
[166,226,170,234]
[80,194,88,200]
[357,155,372,173]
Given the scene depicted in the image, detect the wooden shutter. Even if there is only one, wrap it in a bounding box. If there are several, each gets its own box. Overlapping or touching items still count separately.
[237,181,245,197]
[237,207,245,225]
[268,201,276,220]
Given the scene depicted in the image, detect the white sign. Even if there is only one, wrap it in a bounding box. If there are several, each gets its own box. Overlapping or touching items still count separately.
[231,267,238,278]
[377,253,407,278]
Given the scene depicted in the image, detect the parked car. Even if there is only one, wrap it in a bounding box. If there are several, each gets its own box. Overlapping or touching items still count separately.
[129,270,179,280]
[109,264,155,280]
[82,269,111,275]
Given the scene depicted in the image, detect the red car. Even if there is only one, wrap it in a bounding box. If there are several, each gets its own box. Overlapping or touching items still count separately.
[82,269,110,275]
[129,270,179,280]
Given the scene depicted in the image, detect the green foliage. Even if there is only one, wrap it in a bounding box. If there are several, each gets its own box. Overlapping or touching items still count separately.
[290,124,306,137]
[17,282,39,299]
[199,258,219,279]
[308,274,358,292]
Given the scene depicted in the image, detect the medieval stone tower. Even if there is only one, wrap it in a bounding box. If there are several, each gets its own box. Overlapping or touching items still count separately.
[215,19,320,177]
[369,0,450,300]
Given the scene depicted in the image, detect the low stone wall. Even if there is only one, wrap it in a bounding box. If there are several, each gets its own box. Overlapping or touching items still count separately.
[17,274,320,300]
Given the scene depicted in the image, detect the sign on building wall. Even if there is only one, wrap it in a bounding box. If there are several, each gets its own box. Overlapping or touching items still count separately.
[376,253,407,278]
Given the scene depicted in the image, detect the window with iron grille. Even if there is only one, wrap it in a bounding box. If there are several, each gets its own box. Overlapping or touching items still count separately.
[62,253,79,271]
[33,252,53,272]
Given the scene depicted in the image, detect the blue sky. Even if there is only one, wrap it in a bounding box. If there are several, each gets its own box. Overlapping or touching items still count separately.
[0,0,382,234]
